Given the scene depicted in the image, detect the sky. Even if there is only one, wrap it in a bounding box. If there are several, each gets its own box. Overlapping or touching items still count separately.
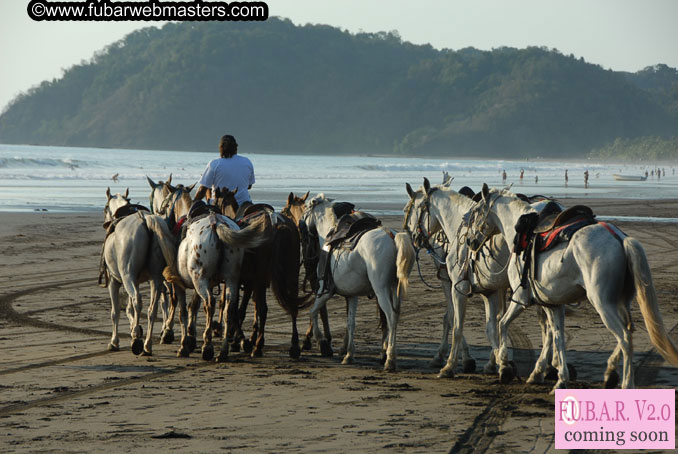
[1,0,677,112]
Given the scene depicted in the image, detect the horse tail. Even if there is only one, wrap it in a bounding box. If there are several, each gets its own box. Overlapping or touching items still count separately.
[215,214,270,250]
[624,236,678,365]
[143,214,182,286]
[394,232,416,302]
[270,220,315,317]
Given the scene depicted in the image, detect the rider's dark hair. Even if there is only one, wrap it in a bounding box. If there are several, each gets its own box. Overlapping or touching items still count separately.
[219,135,238,158]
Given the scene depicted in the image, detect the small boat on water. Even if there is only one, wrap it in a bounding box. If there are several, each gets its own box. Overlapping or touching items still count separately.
[613,174,647,181]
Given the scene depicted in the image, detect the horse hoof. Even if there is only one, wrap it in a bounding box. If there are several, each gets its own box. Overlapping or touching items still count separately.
[341,356,354,365]
[499,366,515,384]
[241,339,253,354]
[289,344,301,359]
[384,359,396,372]
[463,358,476,374]
[202,344,214,361]
[319,340,333,357]
[567,363,577,381]
[131,339,144,356]
[141,349,152,357]
[604,370,619,389]
[107,343,120,352]
[302,338,312,351]
[545,365,558,381]
[177,348,190,358]
[229,341,241,353]
[437,366,455,379]
[186,335,197,353]
[251,348,263,358]
[160,330,174,344]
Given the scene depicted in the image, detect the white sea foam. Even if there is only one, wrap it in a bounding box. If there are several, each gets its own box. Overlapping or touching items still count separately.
[0,143,676,212]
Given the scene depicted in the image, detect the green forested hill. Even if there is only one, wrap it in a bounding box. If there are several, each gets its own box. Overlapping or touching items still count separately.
[1,18,676,157]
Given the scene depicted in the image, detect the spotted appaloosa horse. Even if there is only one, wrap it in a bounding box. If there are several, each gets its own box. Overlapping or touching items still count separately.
[101,188,182,356]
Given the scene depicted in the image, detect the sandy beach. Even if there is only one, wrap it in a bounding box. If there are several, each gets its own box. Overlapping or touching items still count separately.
[1,198,677,453]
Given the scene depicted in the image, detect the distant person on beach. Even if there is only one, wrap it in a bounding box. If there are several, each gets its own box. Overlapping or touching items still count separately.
[194,134,255,208]
[520,169,524,182]
[535,175,538,184]
[565,169,568,185]
[584,169,589,188]
[502,169,507,183]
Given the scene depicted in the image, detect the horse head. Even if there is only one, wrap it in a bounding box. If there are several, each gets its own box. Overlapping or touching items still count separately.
[103,187,130,227]
[157,182,194,222]
[403,178,443,249]
[282,191,309,225]
[466,183,505,251]
[147,174,173,214]
[213,187,239,218]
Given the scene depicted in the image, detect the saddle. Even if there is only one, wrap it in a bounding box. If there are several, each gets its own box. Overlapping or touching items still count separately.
[325,212,382,250]
[316,212,382,296]
[99,204,150,287]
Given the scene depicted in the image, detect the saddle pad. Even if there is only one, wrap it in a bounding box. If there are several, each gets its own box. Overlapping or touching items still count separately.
[536,217,597,252]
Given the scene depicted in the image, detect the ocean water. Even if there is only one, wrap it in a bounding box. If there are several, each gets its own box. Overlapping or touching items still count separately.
[1,144,677,214]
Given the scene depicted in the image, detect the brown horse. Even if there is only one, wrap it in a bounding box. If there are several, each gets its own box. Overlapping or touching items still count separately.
[214,187,314,358]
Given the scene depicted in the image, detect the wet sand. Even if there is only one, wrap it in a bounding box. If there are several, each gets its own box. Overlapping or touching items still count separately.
[1,198,677,453]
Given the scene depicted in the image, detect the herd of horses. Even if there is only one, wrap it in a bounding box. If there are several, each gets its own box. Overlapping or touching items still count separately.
[99,173,678,393]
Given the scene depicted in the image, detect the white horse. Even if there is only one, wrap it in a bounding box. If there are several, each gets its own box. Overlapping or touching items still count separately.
[302,194,415,371]
[174,211,268,361]
[102,188,181,355]
[404,179,509,377]
[467,184,678,391]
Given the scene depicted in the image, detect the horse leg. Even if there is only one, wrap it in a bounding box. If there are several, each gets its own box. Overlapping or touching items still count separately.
[142,279,161,356]
[218,279,244,362]
[175,287,192,357]
[212,283,225,339]
[194,282,215,361]
[290,309,301,359]
[107,280,122,351]
[544,306,570,393]
[122,277,144,355]
[480,293,502,374]
[496,299,527,384]
[594,303,633,389]
[341,297,359,365]
[310,293,333,356]
[604,344,622,388]
[375,288,399,372]
[438,291,467,378]
[527,308,554,384]
[160,283,176,344]
[431,279,453,368]
[183,291,200,354]
[251,285,267,358]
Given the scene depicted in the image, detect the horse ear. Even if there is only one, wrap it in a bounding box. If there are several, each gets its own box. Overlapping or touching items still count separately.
[442,174,453,187]
[405,183,415,199]
[146,176,157,189]
[167,174,172,185]
[423,177,432,195]
[233,187,238,195]
[288,192,294,206]
[301,191,309,202]
[106,187,111,200]
[187,183,196,193]
[124,188,129,199]
[482,183,490,201]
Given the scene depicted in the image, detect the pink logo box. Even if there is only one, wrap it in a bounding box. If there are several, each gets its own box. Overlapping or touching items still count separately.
[555,389,675,450]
